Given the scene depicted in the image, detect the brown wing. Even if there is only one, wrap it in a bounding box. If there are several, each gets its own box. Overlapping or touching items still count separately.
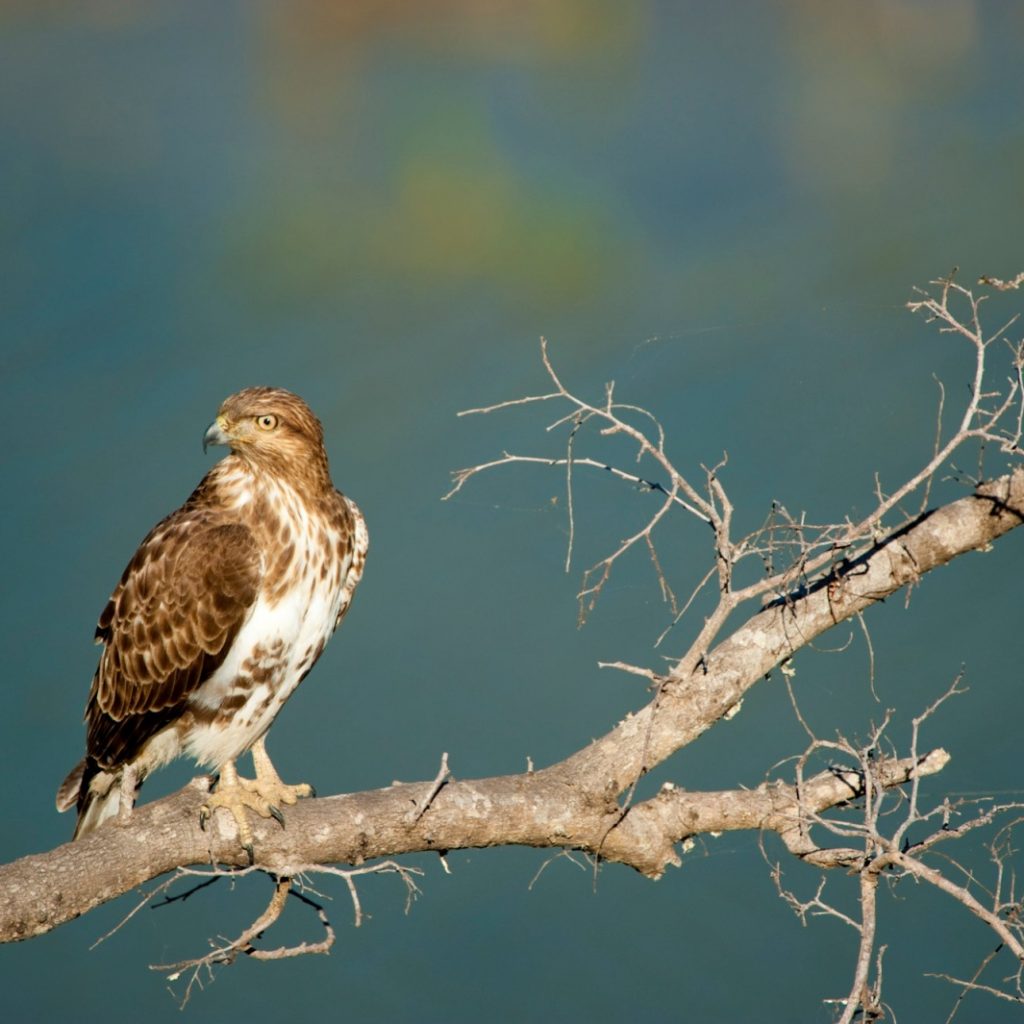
[85,516,261,768]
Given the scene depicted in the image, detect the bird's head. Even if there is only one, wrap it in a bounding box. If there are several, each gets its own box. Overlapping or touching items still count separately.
[204,387,330,485]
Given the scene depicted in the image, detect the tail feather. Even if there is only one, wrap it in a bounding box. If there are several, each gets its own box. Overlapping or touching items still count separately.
[56,758,86,814]
[56,758,138,839]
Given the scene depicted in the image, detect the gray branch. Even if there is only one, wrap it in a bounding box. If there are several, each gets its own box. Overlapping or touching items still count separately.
[2,469,1021,945]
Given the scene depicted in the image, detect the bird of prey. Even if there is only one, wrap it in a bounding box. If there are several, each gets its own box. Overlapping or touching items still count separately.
[56,387,368,856]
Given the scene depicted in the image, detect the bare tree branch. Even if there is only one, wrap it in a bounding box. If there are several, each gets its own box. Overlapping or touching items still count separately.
[4,274,1023,1018]
[2,468,1021,946]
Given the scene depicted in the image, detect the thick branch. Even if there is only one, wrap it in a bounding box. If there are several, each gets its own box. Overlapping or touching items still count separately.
[2,470,1020,944]
[0,748,947,943]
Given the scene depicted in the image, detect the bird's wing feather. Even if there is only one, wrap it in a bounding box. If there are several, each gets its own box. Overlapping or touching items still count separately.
[86,517,261,765]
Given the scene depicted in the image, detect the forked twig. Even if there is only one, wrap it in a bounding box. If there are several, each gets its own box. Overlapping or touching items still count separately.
[150,860,424,1008]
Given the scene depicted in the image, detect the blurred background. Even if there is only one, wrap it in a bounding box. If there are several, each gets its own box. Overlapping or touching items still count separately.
[2,1,1023,1020]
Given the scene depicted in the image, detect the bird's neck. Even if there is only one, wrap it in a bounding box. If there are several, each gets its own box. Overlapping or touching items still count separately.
[202,454,336,513]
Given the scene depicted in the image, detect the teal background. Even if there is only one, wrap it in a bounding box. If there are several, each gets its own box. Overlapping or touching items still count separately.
[2,2,1023,1021]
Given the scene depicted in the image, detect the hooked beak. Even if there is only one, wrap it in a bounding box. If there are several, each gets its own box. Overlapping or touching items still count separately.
[203,416,231,454]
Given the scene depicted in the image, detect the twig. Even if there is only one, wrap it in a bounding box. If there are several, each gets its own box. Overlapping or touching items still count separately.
[406,752,452,824]
[149,860,424,1006]
[979,271,1024,291]
[564,413,582,572]
[528,850,591,890]
[152,875,297,1007]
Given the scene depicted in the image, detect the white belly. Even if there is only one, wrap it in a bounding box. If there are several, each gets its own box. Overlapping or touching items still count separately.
[182,547,353,768]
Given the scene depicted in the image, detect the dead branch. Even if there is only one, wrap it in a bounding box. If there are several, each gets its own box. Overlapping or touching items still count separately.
[141,858,421,1006]
[2,466,1022,949]
[151,873,331,1008]
[3,275,1023,1018]
[979,270,1024,291]
[770,682,1024,1020]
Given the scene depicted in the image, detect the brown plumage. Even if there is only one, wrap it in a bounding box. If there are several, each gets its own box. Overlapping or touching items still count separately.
[57,387,368,848]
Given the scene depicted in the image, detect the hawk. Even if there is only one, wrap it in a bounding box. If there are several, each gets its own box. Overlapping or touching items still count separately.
[56,387,368,855]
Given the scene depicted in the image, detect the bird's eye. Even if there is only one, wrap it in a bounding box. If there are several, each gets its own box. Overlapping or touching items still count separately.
[256,414,278,431]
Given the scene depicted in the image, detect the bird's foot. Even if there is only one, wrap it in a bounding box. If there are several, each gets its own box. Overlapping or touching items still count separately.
[199,761,313,862]
[240,772,314,813]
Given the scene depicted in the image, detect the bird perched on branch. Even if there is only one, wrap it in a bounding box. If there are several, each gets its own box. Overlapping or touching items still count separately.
[57,387,368,857]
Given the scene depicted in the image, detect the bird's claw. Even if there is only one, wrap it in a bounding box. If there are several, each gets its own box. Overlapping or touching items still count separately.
[197,769,312,854]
